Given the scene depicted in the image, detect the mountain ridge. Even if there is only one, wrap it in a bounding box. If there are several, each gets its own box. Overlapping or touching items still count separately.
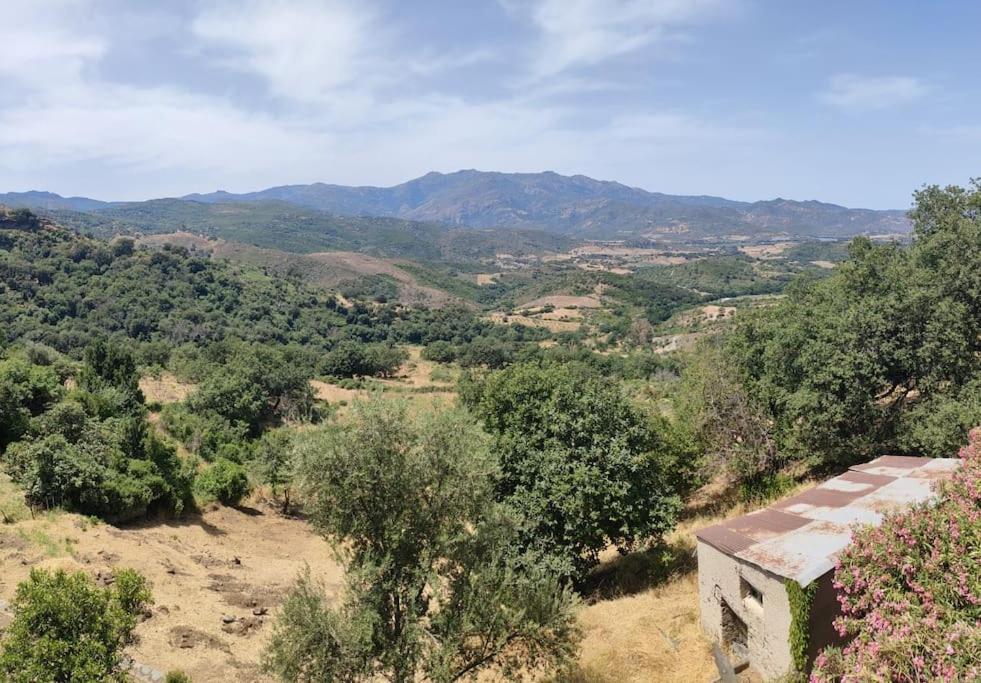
[2,169,911,240]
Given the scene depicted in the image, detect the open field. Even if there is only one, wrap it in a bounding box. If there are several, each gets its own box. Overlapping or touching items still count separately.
[0,499,341,682]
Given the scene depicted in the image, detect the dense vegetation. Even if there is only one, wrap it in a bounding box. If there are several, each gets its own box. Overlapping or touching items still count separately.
[0,343,190,520]
[43,198,576,261]
[0,567,151,682]
[713,182,981,483]
[813,430,981,680]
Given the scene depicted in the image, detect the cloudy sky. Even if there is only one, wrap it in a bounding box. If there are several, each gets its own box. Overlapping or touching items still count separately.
[2,0,978,208]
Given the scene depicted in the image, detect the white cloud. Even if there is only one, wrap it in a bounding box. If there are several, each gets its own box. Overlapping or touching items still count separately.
[522,0,731,78]
[0,0,106,84]
[820,74,928,111]
[191,0,379,102]
[0,0,760,200]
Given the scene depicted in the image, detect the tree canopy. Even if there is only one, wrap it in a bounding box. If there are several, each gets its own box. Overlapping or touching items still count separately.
[726,181,981,467]
[467,361,687,580]
[264,398,580,683]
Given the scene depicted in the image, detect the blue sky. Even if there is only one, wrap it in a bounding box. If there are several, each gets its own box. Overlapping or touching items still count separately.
[1,0,978,208]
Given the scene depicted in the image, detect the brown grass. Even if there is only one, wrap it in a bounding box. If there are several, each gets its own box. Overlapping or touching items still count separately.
[140,373,195,404]
[0,502,341,683]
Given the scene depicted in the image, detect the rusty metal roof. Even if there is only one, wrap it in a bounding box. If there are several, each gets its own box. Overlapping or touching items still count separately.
[695,456,960,584]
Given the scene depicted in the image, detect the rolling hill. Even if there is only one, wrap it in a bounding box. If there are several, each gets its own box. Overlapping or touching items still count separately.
[34,199,577,261]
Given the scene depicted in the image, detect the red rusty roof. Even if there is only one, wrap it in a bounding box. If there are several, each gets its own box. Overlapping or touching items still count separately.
[695,455,960,584]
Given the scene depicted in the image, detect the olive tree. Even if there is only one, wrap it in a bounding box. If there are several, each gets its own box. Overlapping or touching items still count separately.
[263,398,580,683]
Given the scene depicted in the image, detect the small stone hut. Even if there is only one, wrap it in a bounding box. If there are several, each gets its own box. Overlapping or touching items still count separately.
[695,455,960,680]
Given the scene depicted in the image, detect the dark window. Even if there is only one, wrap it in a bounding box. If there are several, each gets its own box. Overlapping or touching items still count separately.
[720,598,748,655]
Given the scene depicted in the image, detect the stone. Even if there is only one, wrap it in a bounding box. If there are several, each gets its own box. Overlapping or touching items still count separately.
[221,615,236,624]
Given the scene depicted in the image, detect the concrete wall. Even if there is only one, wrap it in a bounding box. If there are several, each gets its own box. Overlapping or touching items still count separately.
[696,541,794,681]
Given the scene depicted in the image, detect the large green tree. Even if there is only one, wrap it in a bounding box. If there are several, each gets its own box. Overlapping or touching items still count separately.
[263,398,580,683]
[467,361,685,581]
[727,180,981,465]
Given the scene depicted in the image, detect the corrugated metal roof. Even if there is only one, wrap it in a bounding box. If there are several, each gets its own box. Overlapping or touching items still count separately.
[695,455,960,584]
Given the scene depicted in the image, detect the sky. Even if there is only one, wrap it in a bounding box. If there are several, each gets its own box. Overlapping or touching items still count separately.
[1,0,979,208]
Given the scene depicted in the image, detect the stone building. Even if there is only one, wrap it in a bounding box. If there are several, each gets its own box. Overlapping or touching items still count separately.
[695,455,960,680]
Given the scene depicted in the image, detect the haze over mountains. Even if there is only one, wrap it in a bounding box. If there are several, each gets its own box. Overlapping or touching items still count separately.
[1,170,910,242]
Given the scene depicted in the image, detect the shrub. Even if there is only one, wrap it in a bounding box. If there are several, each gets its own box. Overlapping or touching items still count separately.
[0,568,152,682]
[812,429,981,681]
[165,671,192,683]
[421,340,456,363]
[195,458,251,506]
[471,361,682,581]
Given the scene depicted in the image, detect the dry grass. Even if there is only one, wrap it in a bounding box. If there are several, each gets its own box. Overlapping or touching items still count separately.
[568,477,816,683]
[571,572,716,683]
[140,372,195,404]
[522,295,601,309]
[487,312,582,333]
[0,501,341,682]
[738,242,796,259]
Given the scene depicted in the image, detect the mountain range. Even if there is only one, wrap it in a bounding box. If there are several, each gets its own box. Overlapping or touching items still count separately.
[1,170,911,241]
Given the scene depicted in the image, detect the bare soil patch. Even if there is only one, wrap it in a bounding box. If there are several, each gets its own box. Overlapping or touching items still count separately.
[140,373,195,404]
[521,294,601,309]
[0,503,341,682]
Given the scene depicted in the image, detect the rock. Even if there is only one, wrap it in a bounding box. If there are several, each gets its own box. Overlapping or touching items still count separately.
[222,615,236,624]
[232,556,241,565]
[252,606,268,616]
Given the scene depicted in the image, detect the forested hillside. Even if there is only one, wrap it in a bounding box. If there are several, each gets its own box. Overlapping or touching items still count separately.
[33,198,577,261]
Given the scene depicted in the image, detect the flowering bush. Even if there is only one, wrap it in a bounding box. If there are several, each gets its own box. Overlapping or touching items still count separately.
[812,429,981,682]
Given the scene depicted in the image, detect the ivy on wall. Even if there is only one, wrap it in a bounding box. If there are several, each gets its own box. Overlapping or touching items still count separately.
[787,579,817,673]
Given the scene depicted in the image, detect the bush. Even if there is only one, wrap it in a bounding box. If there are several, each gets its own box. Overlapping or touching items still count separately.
[812,428,981,680]
[320,341,407,379]
[471,361,683,581]
[421,340,456,363]
[0,568,152,682]
[195,458,251,506]
[165,671,192,683]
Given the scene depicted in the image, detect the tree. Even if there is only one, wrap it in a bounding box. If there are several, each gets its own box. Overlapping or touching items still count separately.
[727,180,981,466]
[252,428,296,513]
[77,340,145,412]
[466,361,683,581]
[264,398,580,683]
[675,340,779,493]
[0,568,151,682]
[0,356,63,448]
[195,458,251,506]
